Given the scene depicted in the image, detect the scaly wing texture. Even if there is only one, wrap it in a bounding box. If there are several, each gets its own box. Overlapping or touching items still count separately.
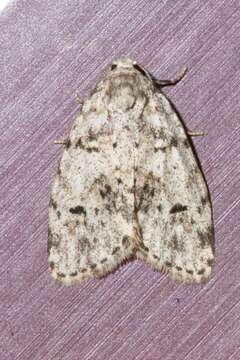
[135,92,214,283]
[48,58,214,285]
[48,90,135,285]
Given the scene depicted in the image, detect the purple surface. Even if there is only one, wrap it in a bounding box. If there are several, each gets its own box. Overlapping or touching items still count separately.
[0,0,240,359]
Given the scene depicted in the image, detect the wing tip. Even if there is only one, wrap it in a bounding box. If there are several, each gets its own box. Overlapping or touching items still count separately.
[170,260,214,283]
[47,249,134,285]
[48,266,93,286]
[137,250,214,283]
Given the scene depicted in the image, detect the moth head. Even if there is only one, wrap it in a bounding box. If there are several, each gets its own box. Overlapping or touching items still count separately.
[110,58,150,79]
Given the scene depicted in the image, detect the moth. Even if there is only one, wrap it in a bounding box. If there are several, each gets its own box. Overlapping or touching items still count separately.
[48,58,214,285]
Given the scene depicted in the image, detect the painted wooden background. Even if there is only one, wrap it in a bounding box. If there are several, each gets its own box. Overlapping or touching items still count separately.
[1,1,239,359]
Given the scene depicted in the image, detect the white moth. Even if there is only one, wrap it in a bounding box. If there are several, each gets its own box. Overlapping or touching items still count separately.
[48,58,214,285]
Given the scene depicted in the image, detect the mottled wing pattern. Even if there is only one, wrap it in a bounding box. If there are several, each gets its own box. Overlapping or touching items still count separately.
[48,57,214,285]
[48,91,135,285]
[135,93,214,282]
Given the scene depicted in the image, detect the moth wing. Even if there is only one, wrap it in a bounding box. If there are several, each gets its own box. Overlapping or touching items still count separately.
[48,93,135,285]
[135,93,214,283]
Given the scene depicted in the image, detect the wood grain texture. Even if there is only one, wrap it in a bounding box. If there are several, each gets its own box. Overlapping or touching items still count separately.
[0,0,239,359]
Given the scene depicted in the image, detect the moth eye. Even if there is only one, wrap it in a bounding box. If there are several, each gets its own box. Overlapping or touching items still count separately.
[133,64,147,77]
[111,64,117,70]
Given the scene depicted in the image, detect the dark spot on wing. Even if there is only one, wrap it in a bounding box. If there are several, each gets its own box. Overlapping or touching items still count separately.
[50,198,57,209]
[95,208,99,215]
[186,269,193,275]
[113,142,117,148]
[142,204,150,213]
[86,147,99,153]
[101,258,107,264]
[47,230,53,255]
[201,196,208,206]
[77,237,90,253]
[197,268,205,275]
[75,137,99,152]
[197,230,207,247]
[57,272,66,278]
[157,204,162,212]
[139,242,149,252]
[117,178,122,184]
[138,183,155,210]
[122,235,131,247]
[154,147,164,153]
[143,183,149,192]
[49,261,55,270]
[100,184,112,199]
[101,221,105,227]
[76,137,84,148]
[170,138,178,147]
[69,206,87,216]
[99,190,105,198]
[193,166,199,175]
[197,225,214,248]
[170,234,183,251]
[176,266,182,271]
[112,246,120,255]
[105,204,112,214]
[153,254,160,260]
[184,138,190,148]
[48,228,59,254]
[207,258,214,267]
[90,264,97,270]
[154,146,167,153]
[152,128,166,140]
[135,142,139,148]
[105,184,112,194]
[80,268,87,273]
[88,131,97,141]
[165,261,172,267]
[57,211,61,219]
[65,139,71,149]
[70,272,78,277]
[170,203,188,214]
[197,206,202,214]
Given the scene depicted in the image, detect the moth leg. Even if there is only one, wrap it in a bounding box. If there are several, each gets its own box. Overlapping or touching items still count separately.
[155,66,188,87]
[54,139,67,145]
[187,130,206,136]
[76,93,82,104]
[54,139,72,147]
